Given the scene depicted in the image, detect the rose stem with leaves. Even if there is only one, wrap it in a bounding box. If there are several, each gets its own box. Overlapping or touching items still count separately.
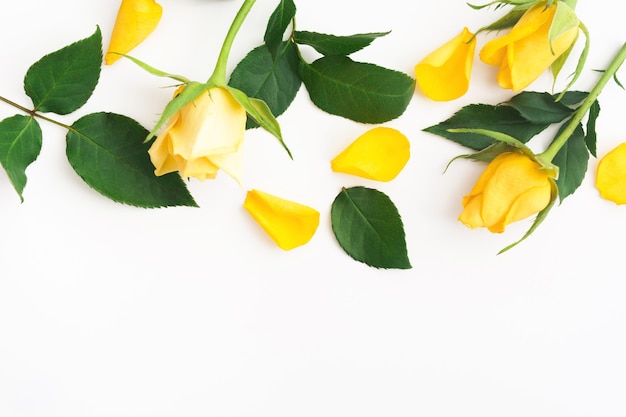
[538,41,626,164]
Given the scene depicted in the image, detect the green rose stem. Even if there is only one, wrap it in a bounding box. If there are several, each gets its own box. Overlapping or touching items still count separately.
[207,0,256,86]
[0,95,71,130]
[538,41,626,163]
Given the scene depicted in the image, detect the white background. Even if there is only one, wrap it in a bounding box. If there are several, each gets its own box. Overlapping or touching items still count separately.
[1,0,625,416]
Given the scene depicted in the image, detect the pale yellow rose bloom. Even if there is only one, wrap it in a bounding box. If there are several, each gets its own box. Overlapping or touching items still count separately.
[148,87,247,182]
[459,152,553,233]
[479,1,578,91]
[105,0,163,65]
[331,127,410,182]
[596,142,626,204]
[414,27,476,101]
[244,189,320,250]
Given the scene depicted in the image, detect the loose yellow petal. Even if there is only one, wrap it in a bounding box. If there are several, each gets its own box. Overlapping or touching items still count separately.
[105,0,163,65]
[330,127,410,182]
[414,27,476,101]
[244,189,320,250]
[597,142,626,204]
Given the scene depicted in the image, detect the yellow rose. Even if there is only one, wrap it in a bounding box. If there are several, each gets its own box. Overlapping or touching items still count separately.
[414,27,476,101]
[459,152,554,233]
[479,1,578,91]
[148,86,247,182]
[105,0,163,65]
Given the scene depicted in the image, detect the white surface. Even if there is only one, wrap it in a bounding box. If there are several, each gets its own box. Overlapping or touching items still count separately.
[1,1,625,416]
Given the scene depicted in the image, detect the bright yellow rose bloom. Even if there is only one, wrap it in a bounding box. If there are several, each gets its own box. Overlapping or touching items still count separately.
[331,126,410,182]
[479,1,578,91]
[414,27,476,101]
[459,152,553,233]
[244,189,320,250]
[596,142,626,205]
[148,87,247,182]
[105,0,162,65]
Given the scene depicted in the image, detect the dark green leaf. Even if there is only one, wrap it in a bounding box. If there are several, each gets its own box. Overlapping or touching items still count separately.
[229,41,301,129]
[423,104,548,151]
[553,123,588,201]
[331,186,411,270]
[585,99,600,157]
[0,115,42,201]
[555,90,588,107]
[506,91,574,124]
[264,0,296,58]
[299,56,414,123]
[293,30,390,56]
[24,27,102,115]
[66,112,197,208]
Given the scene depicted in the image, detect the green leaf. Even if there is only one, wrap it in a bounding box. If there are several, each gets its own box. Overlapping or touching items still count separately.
[585,99,600,157]
[264,0,296,58]
[506,91,574,124]
[24,26,102,115]
[229,41,301,129]
[331,186,411,270]
[66,112,197,208]
[293,30,390,56]
[552,123,588,201]
[0,115,42,202]
[423,104,548,151]
[555,90,588,107]
[299,56,414,123]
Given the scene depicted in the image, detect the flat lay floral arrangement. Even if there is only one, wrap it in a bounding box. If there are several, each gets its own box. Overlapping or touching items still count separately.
[0,0,624,268]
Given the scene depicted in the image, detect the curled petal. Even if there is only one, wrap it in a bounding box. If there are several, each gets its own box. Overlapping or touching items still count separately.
[105,0,163,65]
[597,142,626,205]
[331,127,410,182]
[244,189,320,250]
[414,27,476,101]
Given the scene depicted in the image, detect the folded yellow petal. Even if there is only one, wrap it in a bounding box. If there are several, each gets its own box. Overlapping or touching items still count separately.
[244,189,320,250]
[414,27,476,101]
[330,126,410,182]
[597,142,626,205]
[105,0,163,65]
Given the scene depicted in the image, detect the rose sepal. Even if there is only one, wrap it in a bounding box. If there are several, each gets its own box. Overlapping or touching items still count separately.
[498,177,558,254]
[447,127,559,178]
[224,86,291,158]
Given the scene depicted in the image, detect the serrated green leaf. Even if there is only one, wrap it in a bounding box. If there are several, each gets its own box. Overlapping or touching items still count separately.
[331,186,411,270]
[585,99,600,157]
[299,56,414,123]
[264,0,296,58]
[506,91,574,124]
[552,123,588,201]
[0,115,42,202]
[24,27,102,115]
[293,30,390,56]
[555,90,588,107]
[423,104,548,151]
[229,41,301,129]
[66,112,197,208]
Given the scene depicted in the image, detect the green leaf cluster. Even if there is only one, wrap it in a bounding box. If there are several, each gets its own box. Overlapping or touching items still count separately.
[424,90,600,202]
[0,28,196,208]
[229,0,415,125]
